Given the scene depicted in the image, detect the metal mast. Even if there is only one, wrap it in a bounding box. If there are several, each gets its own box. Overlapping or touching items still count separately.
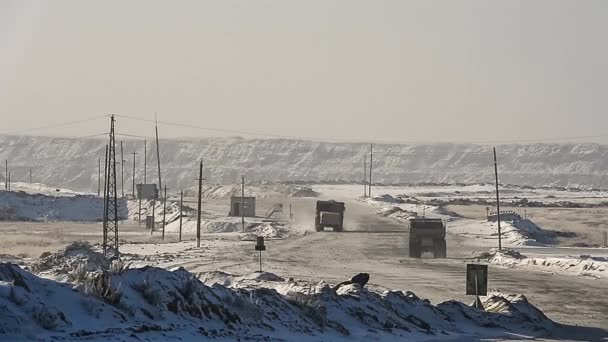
[103,115,119,258]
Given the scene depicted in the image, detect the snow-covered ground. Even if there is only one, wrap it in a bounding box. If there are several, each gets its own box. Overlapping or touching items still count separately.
[313,183,608,207]
[0,242,561,341]
[5,182,92,197]
[474,249,608,279]
[448,219,553,247]
[183,183,318,199]
[0,189,127,221]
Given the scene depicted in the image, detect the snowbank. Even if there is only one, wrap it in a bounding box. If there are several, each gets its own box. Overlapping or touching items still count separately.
[0,263,559,341]
[449,219,554,247]
[164,217,291,239]
[30,242,110,281]
[474,249,608,279]
[126,199,195,224]
[0,190,127,222]
[183,183,318,199]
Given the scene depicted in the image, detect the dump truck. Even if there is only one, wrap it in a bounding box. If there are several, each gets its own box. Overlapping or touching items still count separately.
[408,218,446,258]
[315,200,345,232]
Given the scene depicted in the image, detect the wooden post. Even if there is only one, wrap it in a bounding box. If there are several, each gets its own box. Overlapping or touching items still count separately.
[197,161,203,247]
[162,185,167,240]
[368,144,373,197]
[493,147,502,251]
[241,175,245,231]
[179,189,183,242]
[155,120,162,197]
[151,198,155,235]
[363,154,367,197]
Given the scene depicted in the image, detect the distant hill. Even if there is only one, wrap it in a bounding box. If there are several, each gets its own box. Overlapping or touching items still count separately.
[1,135,607,191]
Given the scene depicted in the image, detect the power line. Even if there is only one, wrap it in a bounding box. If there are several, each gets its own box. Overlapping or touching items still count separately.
[0,115,108,135]
[2,112,606,145]
[112,113,608,145]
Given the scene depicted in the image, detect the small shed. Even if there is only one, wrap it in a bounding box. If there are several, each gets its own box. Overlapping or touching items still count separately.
[229,196,256,217]
[136,184,158,200]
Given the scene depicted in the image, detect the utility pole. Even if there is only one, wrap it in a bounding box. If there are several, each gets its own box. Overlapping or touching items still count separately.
[197,161,203,248]
[150,198,156,235]
[98,157,101,196]
[7,172,10,191]
[5,160,7,190]
[241,175,245,232]
[179,189,183,242]
[103,115,119,258]
[29,168,32,184]
[120,140,124,198]
[131,150,137,197]
[144,140,147,184]
[162,185,167,240]
[155,115,162,198]
[363,154,367,197]
[493,147,502,251]
[140,140,146,227]
[368,144,373,197]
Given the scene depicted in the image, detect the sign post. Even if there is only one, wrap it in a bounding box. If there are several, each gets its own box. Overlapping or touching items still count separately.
[255,236,266,272]
[466,264,488,310]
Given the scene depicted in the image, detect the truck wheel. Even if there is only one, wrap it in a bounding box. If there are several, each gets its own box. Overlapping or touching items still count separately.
[434,240,447,258]
[315,224,322,232]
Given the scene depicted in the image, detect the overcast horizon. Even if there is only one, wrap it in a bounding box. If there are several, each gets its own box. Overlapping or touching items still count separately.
[2,0,607,144]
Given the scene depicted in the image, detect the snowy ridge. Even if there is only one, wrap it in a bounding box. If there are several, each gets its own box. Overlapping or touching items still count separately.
[2,135,608,191]
[475,249,608,279]
[0,261,559,341]
[0,190,127,222]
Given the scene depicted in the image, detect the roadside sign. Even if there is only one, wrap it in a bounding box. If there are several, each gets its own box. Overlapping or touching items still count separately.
[255,236,265,272]
[255,236,266,251]
[466,264,488,296]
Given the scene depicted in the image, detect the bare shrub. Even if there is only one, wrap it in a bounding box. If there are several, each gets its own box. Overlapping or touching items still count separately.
[178,277,197,300]
[67,261,88,284]
[109,258,131,274]
[83,273,122,306]
[132,280,161,306]
[286,292,327,327]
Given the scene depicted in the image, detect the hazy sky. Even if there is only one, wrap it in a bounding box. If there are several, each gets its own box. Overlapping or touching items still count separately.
[1,0,607,143]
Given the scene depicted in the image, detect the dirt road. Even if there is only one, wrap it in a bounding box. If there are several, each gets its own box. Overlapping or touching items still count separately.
[171,197,608,337]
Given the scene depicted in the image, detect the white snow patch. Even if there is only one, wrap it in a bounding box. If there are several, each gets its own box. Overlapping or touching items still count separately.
[448,219,553,247]
[474,248,608,279]
[0,190,127,222]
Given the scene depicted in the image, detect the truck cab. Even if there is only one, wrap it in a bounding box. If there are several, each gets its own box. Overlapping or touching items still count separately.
[315,200,345,232]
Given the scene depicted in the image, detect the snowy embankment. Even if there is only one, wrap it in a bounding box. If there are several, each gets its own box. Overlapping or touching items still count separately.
[0,190,127,221]
[0,243,559,341]
[475,249,608,279]
[363,195,429,221]
[449,219,553,247]
[367,193,558,247]
[127,200,291,239]
[165,217,290,240]
[184,183,318,199]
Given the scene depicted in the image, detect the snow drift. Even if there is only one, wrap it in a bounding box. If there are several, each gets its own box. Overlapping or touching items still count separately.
[0,190,127,222]
[2,135,608,191]
[0,261,560,341]
[475,249,608,279]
